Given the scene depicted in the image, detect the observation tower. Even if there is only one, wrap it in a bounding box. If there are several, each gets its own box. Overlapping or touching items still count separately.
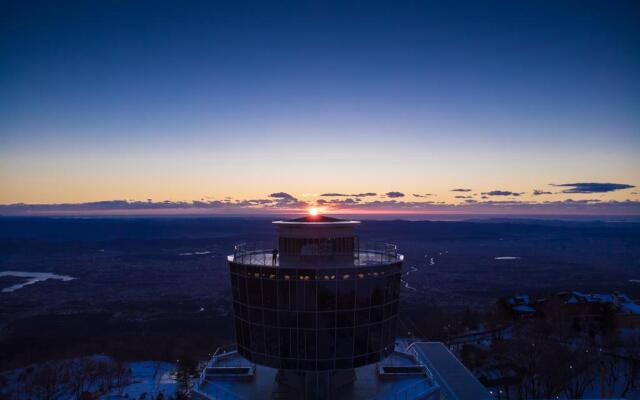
[230,214,403,372]
[194,212,492,400]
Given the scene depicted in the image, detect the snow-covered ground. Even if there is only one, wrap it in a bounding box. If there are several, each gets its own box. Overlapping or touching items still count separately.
[0,357,176,400]
[101,361,177,399]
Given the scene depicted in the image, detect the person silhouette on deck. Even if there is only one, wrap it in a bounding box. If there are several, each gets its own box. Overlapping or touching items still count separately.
[272,248,279,265]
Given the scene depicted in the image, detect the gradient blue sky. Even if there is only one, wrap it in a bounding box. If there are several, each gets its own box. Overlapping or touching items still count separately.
[1,1,639,214]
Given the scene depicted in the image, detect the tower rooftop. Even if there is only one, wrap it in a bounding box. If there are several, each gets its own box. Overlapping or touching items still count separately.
[273,215,360,225]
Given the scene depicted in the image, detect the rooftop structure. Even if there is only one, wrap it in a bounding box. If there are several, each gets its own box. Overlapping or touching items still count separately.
[408,342,493,400]
[194,339,493,400]
[194,341,440,400]
[196,214,492,399]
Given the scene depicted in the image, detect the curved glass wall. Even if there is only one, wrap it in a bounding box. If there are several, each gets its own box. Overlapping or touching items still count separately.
[229,261,402,371]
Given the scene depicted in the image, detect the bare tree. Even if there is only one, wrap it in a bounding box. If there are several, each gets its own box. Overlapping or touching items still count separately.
[619,332,640,398]
[66,358,93,398]
[504,337,548,399]
[31,362,63,400]
[113,360,133,393]
[539,344,571,399]
[603,357,622,397]
[562,346,597,399]
[152,360,164,397]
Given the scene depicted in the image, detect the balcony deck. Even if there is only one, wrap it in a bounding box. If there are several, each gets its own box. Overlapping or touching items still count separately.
[228,249,403,268]
[228,241,403,268]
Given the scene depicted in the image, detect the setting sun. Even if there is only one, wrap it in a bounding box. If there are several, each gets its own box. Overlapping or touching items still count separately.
[308,207,319,216]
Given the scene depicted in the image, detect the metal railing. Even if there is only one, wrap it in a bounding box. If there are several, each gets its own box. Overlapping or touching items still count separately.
[199,344,238,385]
[405,347,435,385]
[196,344,250,400]
[230,241,401,267]
[374,347,439,400]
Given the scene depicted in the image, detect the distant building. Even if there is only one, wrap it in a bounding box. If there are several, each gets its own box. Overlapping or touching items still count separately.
[194,215,492,399]
[501,291,640,329]
[505,294,536,315]
[550,291,640,328]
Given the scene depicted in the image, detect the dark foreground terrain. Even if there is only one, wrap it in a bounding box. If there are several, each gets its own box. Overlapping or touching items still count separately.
[1,216,639,370]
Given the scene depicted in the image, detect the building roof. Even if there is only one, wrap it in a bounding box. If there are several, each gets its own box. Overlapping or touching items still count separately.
[195,345,439,400]
[410,342,493,400]
[507,295,529,305]
[564,291,619,304]
[621,302,640,315]
[290,215,345,222]
[512,305,536,313]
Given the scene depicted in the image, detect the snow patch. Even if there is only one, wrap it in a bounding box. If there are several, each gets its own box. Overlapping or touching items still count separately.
[179,251,211,256]
[103,361,177,399]
[0,271,75,293]
[401,279,416,292]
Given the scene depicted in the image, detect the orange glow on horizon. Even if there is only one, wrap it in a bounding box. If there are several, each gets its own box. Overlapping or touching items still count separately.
[322,208,469,215]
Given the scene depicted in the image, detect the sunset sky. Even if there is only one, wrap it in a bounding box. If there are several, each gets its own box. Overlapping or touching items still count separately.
[1,1,639,215]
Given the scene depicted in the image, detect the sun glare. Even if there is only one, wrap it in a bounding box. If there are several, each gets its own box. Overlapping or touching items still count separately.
[308,207,319,216]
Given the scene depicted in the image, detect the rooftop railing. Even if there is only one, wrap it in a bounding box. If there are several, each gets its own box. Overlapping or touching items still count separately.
[373,347,439,400]
[197,344,252,400]
[229,241,402,267]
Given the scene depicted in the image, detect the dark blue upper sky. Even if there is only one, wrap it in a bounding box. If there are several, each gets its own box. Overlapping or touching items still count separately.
[1,1,639,211]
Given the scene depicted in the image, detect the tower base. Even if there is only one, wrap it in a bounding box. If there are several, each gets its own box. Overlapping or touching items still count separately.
[274,369,356,399]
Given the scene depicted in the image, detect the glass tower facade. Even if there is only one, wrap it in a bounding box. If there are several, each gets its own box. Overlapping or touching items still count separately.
[227,216,403,371]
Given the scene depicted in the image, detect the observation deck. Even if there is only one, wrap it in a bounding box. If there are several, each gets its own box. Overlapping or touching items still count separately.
[228,242,403,268]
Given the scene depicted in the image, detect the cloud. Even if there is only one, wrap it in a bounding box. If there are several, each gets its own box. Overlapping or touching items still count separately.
[321,193,349,197]
[451,188,472,192]
[233,199,274,206]
[2,193,640,217]
[412,194,433,198]
[267,192,311,209]
[320,192,377,197]
[551,182,635,194]
[482,190,524,197]
[269,192,297,200]
[0,200,230,214]
[561,199,602,203]
[316,198,359,205]
[353,192,377,197]
[532,189,552,196]
[385,191,405,198]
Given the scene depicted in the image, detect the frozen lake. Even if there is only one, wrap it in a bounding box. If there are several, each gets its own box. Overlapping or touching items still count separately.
[0,271,75,293]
